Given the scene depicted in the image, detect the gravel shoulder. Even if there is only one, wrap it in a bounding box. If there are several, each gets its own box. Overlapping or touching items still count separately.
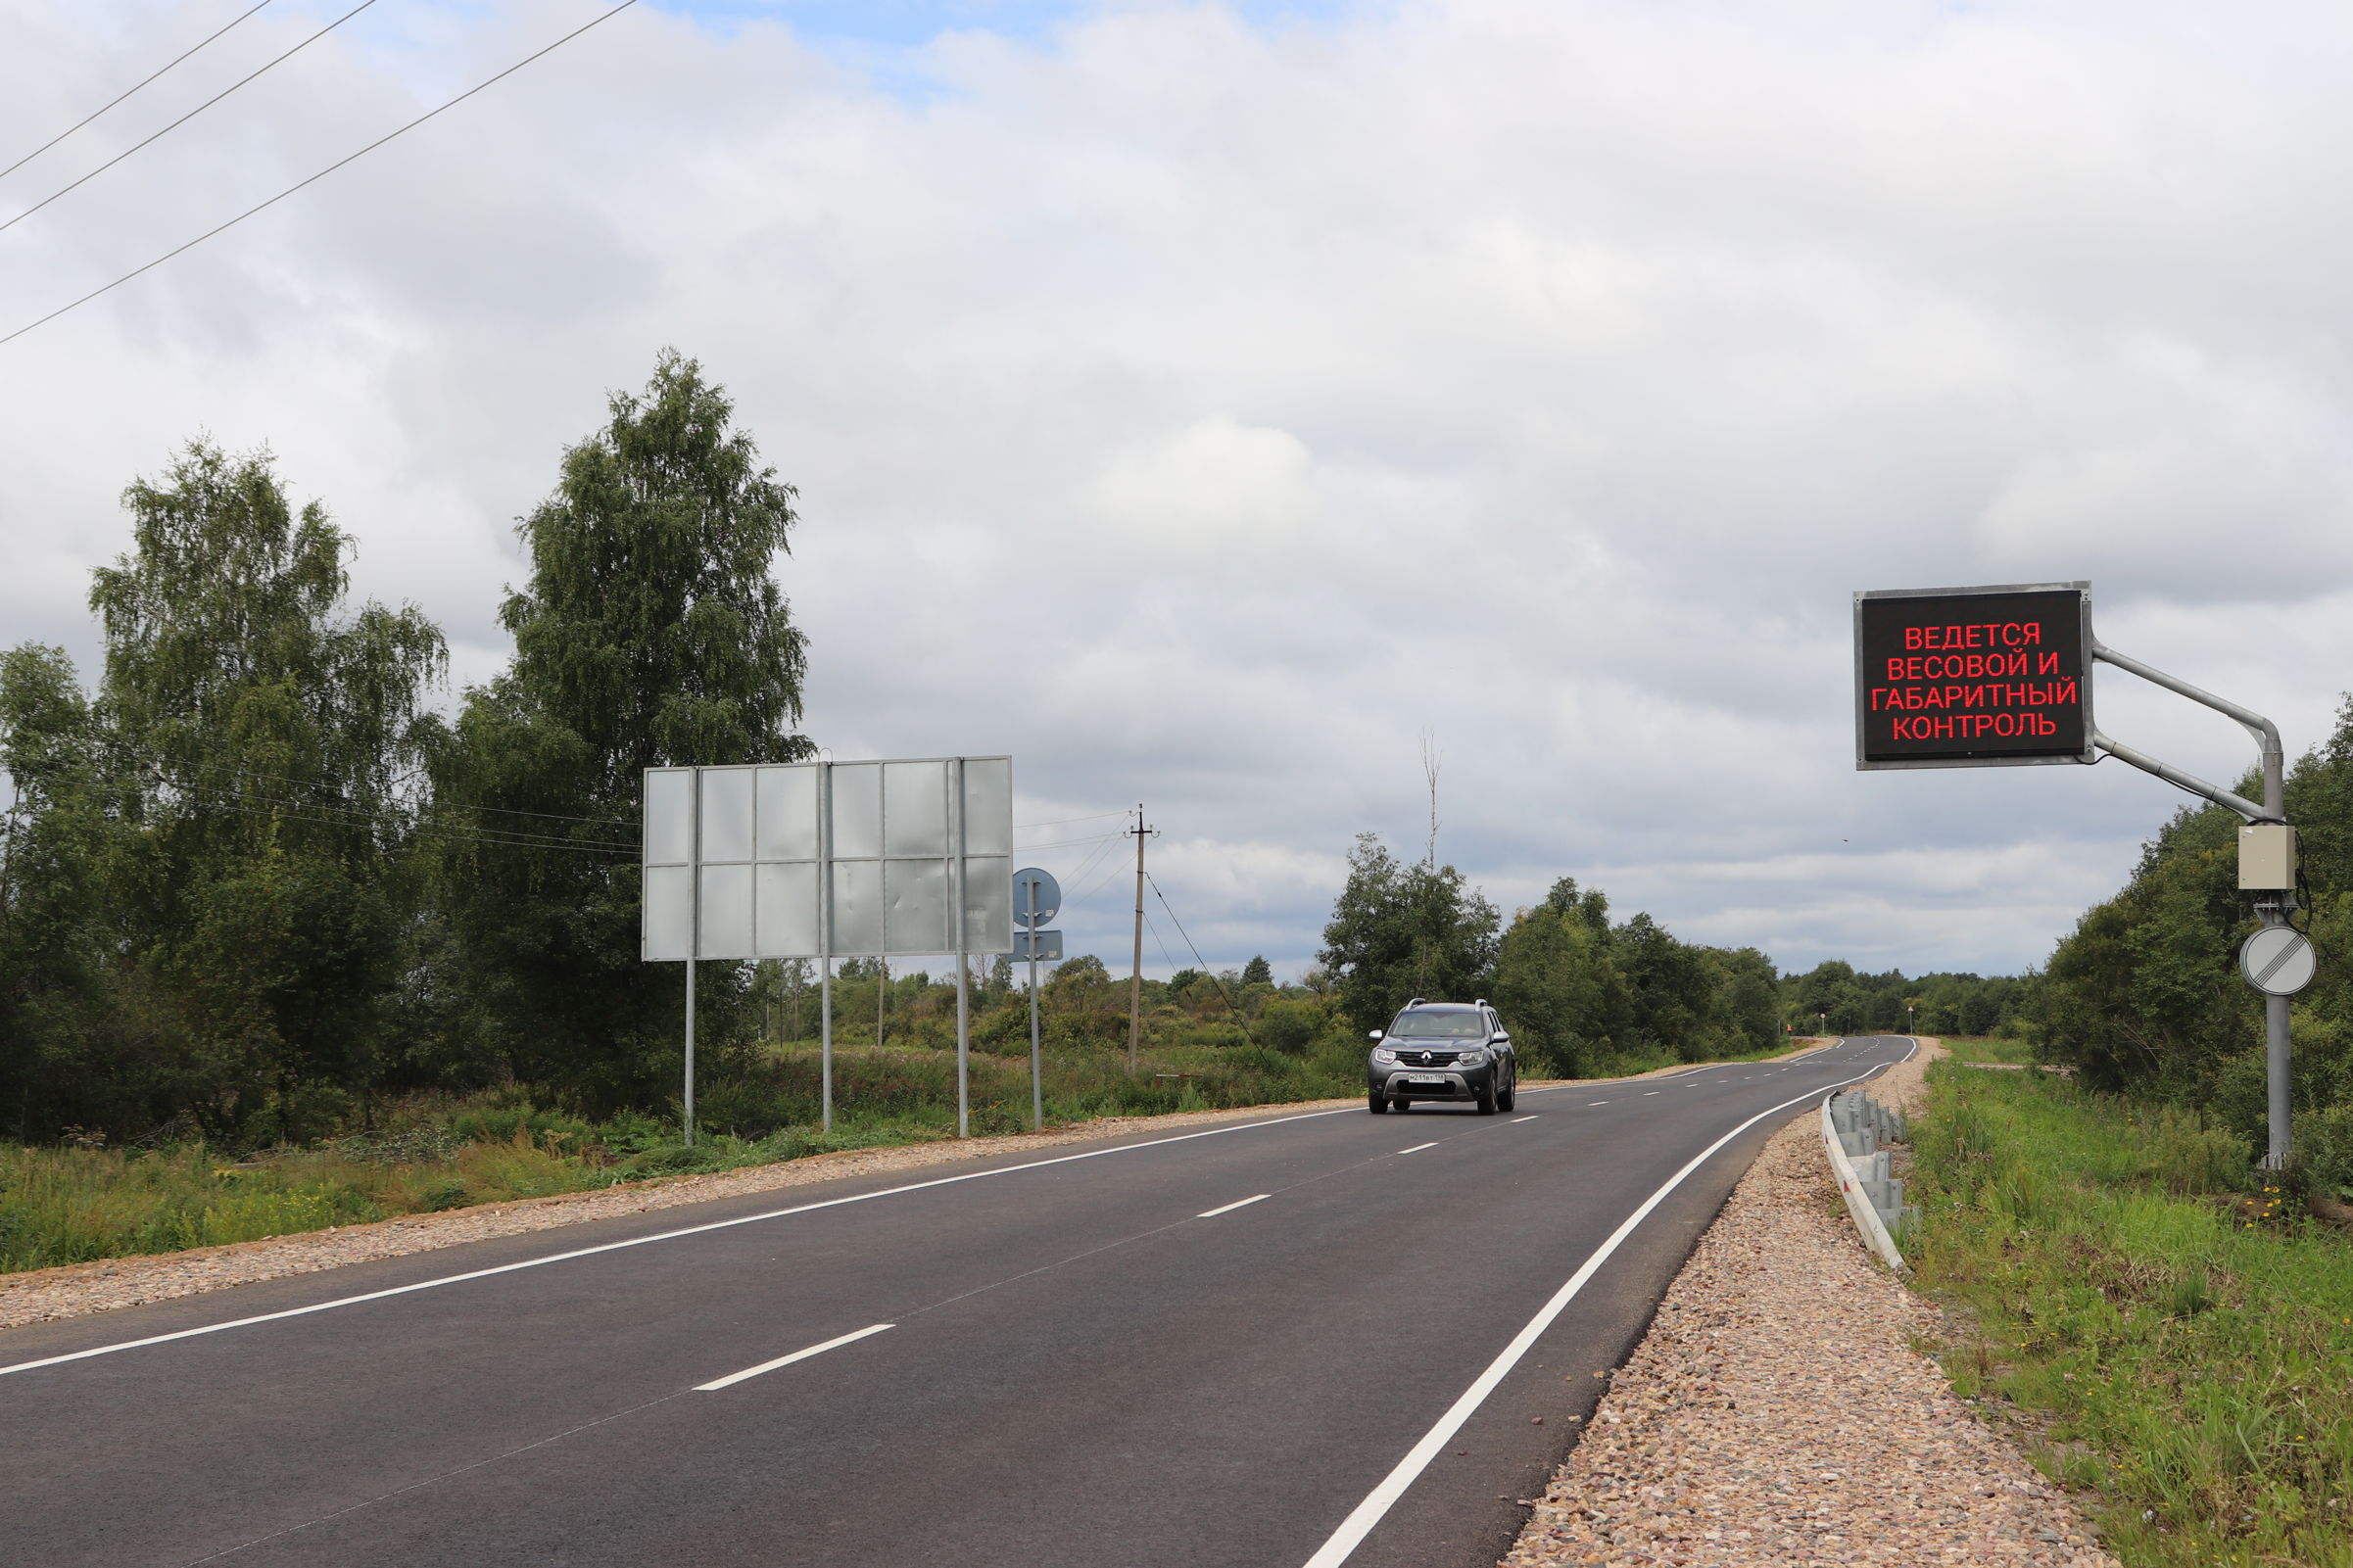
[1501,1037,2121,1567]
[1,1044,1828,1334]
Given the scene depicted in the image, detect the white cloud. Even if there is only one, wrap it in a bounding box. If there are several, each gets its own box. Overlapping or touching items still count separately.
[6,0,2353,981]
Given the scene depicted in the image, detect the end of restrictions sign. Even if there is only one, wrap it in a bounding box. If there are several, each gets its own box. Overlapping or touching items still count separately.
[1854,582,2093,769]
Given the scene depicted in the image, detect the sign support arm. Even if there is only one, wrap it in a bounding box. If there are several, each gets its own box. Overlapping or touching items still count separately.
[2092,641,2285,819]
[2089,730,2276,825]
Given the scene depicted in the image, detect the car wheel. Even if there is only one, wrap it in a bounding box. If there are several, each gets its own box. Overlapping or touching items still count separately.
[1498,1072,1515,1113]
[1475,1079,1498,1116]
[1369,1091,1388,1114]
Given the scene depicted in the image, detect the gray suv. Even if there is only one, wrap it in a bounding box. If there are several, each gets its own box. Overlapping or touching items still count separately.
[1368,999,1516,1115]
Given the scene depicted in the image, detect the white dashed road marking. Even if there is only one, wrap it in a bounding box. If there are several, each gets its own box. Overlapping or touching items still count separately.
[696,1324,894,1392]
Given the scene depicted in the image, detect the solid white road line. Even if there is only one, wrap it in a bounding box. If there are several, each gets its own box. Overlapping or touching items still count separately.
[1196,1195,1271,1219]
[1396,1143,1438,1155]
[0,1104,1361,1381]
[1297,1058,1896,1568]
[1511,1116,1538,1123]
[696,1324,893,1392]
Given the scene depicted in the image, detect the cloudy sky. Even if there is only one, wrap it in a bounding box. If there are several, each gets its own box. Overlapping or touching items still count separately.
[6,0,2351,982]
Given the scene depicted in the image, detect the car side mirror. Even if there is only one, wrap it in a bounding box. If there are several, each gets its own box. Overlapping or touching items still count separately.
[1368,1029,1383,1040]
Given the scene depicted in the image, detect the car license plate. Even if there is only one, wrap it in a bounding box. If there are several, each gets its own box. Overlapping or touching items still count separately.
[1406,1075,1446,1085]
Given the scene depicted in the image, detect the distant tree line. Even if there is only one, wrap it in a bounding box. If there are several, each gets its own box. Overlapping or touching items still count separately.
[1315,833,1785,1076]
[1779,961,2034,1040]
[1314,832,2041,1079]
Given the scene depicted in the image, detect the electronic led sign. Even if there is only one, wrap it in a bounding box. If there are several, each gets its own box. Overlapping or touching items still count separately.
[1854,583,2092,769]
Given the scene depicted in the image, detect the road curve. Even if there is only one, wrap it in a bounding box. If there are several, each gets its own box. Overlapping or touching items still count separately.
[0,1037,1912,1568]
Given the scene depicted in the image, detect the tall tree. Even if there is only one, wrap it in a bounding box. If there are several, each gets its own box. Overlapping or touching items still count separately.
[1701,945,1783,1056]
[1492,878,1629,1075]
[88,443,443,1138]
[0,645,120,1139]
[1318,832,1500,1032]
[430,352,814,1109]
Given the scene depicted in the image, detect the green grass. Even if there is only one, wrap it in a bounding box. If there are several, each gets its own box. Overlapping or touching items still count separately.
[1908,1059,2353,1567]
[1935,1033,2041,1066]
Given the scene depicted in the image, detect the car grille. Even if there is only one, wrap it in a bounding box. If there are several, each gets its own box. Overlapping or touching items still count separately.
[1394,1050,1465,1067]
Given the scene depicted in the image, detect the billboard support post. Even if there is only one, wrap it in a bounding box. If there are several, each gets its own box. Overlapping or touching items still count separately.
[954,757,970,1139]
[685,771,699,1149]
[819,762,834,1136]
[1855,584,2300,1169]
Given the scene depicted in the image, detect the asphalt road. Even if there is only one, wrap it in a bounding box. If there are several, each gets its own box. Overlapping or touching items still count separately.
[0,1036,1912,1568]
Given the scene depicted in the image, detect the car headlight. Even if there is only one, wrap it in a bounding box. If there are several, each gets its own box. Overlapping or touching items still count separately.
[1455,1049,1488,1067]
[1371,1048,1396,1064]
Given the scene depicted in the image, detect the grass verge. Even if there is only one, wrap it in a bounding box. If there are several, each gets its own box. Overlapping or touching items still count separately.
[1907,1057,2353,1567]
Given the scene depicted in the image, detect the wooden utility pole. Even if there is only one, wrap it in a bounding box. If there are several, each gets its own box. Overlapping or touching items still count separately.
[1127,805,1156,1071]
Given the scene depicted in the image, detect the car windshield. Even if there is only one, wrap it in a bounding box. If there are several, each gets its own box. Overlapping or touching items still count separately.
[1389,1010,1486,1040]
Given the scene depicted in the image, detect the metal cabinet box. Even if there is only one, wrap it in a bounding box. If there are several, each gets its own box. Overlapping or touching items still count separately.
[2239,824,2298,891]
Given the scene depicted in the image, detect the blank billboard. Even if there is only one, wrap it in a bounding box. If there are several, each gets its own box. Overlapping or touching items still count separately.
[643,757,1013,960]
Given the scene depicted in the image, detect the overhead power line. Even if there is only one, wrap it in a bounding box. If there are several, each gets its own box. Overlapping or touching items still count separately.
[0,0,274,183]
[170,785,640,861]
[172,754,637,829]
[99,748,641,830]
[1147,871,1241,1015]
[154,771,641,852]
[1140,908,1184,981]
[1,0,385,238]
[0,0,645,351]
[1013,831,1127,853]
[1058,831,1130,912]
[1007,818,1125,841]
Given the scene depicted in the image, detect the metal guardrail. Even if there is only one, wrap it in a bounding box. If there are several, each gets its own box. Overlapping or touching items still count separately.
[1821,1088,1918,1270]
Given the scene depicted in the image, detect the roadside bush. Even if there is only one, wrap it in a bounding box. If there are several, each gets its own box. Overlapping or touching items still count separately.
[1253,998,1327,1055]
[449,1105,596,1151]
[2292,1102,2353,1203]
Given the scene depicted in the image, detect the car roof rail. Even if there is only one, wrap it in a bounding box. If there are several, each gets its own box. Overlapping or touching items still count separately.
[1473,998,1488,1007]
